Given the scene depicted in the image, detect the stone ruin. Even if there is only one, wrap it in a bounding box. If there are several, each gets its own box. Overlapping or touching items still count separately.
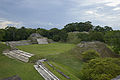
[28,33,48,44]
[72,41,119,58]
[6,33,49,48]
[3,49,34,62]
[6,40,32,48]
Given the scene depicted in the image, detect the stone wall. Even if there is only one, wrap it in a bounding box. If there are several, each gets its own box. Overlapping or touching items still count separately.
[7,40,32,47]
[37,38,48,44]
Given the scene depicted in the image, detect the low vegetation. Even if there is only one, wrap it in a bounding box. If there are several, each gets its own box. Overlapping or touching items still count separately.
[81,50,100,62]
[80,58,120,80]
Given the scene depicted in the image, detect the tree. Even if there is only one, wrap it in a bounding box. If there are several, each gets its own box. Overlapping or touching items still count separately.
[36,28,49,37]
[94,25,105,32]
[80,58,120,80]
[104,31,120,54]
[4,26,17,41]
[89,31,104,42]
[77,33,90,41]
[0,29,5,41]
[104,26,113,31]
[63,21,93,32]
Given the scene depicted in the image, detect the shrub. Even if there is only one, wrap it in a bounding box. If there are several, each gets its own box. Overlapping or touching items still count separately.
[80,58,120,80]
[29,55,42,63]
[0,43,10,54]
[67,32,81,44]
[81,50,100,62]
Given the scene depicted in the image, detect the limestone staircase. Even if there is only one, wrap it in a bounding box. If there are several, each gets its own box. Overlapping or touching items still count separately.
[3,50,34,62]
[34,60,60,80]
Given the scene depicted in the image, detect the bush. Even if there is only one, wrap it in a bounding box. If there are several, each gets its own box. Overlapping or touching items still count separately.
[81,50,100,62]
[0,43,10,54]
[67,32,81,44]
[80,58,120,80]
[29,55,42,63]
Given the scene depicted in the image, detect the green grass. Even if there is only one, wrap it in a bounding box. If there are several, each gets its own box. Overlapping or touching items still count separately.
[47,52,84,79]
[44,61,80,80]
[17,43,75,57]
[0,54,44,80]
[16,43,84,79]
[0,43,43,80]
[0,43,77,80]
[17,43,83,79]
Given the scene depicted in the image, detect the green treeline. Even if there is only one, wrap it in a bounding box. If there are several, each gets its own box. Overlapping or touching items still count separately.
[0,21,120,53]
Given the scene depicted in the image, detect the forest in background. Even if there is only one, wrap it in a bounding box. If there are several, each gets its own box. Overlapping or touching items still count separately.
[0,21,120,54]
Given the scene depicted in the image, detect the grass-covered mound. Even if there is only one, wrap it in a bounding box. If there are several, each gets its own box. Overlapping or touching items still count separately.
[70,41,118,58]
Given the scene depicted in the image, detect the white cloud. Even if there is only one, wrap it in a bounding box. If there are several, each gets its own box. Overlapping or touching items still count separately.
[86,11,94,14]
[113,7,120,11]
[0,19,21,29]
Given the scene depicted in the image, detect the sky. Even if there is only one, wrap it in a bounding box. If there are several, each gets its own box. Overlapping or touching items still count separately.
[0,0,120,30]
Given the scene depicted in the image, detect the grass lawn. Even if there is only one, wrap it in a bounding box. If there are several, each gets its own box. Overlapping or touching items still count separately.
[17,43,83,79]
[44,61,80,80]
[17,43,75,57]
[0,54,44,80]
[0,43,78,80]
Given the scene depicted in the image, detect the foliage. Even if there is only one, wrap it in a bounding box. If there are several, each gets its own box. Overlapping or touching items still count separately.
[0,29,5,41]
[63,21,93,32]
[89,31,104,42]
[81,50,100,62]
[104,31,120,54]
[0,43,10,54]
[94,26,113,32]
[67,32,81,44]
[77,33,90,41]
[80,58,120,80]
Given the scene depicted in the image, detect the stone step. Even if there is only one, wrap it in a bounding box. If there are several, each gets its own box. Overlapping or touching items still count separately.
[3,50,34,62]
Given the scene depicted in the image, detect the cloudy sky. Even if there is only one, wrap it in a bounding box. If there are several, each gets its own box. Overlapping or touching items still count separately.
[0,0,120,29]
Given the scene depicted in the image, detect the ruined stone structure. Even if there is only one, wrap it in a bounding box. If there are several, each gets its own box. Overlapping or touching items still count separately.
[7,33,49,48]
[6,40,31,47]
[34,60,60,80]
[28,33,48,44]
[75,41,118,58]
[3,50,34,62]
[37,38,48,44]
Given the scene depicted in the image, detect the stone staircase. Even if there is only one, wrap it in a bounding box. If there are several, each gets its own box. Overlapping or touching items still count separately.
[3,50,34,62]
[34,60,60,80]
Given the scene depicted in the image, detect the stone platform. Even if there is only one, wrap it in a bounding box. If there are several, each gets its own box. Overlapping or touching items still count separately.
[3,50,34,62]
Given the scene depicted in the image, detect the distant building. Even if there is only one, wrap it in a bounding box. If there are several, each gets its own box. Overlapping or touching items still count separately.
[7,33,49,48]
[28,33,48,44]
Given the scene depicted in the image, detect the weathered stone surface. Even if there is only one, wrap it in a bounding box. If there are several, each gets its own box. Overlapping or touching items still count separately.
[7,40,31,47]
[29,33,42,38]
[3,50,34,62]
[28,33,49,44]
[74,41,118,58]
[37,38,48,44]
[34,60,59,80]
